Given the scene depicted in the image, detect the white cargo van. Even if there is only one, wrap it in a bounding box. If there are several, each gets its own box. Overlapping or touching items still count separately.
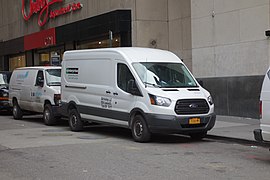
[9,66,61,125]
[61,48,216,142]
[254,67,270,143]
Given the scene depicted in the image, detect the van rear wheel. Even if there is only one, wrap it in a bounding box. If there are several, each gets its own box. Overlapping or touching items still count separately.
[43,104,56,126]
[69,109,83,131]
[131,115,151,142]
[13,100,23,120]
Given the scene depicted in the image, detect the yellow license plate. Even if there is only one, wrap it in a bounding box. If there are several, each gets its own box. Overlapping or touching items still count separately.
[189,118,201,124]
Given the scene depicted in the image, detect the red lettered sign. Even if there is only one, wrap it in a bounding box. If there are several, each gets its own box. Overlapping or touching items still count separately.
[22,0,82,27]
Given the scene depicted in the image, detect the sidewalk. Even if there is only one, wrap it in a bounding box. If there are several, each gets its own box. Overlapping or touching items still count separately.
[208,115,260,143]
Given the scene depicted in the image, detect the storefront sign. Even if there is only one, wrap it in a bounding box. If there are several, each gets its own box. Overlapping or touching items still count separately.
[24,28,56,50]
[22,0,83,27]
[51,56,60,66]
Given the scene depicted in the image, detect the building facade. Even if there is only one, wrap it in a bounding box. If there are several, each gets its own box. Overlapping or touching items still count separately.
[0,0,269,118]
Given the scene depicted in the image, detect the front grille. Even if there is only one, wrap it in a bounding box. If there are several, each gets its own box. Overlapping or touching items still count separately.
[175,99,209,115]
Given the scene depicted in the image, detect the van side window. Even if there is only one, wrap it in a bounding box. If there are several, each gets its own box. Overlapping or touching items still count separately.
[35,70,44,87]
[117,63,136,92]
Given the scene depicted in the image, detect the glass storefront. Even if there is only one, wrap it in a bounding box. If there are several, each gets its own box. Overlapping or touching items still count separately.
[38,47,64,66]
[77,35,121,49]
[9,54,26,71]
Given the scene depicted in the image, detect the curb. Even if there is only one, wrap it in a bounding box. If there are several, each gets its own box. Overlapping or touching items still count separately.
[206,134,270,148]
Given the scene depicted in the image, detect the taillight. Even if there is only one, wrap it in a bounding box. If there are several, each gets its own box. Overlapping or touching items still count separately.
[54,94,61,106]
[259,101,262,119]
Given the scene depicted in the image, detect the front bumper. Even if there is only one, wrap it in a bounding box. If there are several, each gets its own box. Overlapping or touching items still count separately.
[145,113,216,134]
[0,100,11,111]
[51,105,62,117]
[253,129,270,144]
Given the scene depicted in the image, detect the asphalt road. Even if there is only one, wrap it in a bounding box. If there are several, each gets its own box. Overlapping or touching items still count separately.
[0,114,269,180]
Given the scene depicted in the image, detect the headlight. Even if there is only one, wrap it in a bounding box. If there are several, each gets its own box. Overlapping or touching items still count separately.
[208,95,213,105]
[149,94,171,107]
[2,93,8,97]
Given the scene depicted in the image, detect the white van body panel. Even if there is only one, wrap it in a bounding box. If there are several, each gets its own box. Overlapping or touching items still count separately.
[260,67,270,141]
[9,66,61,114]
[62,48,216,135]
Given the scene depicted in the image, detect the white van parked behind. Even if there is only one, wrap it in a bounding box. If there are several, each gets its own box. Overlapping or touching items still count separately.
[254,67,270,143]
[9,66,61,125]
[61,48,216,142]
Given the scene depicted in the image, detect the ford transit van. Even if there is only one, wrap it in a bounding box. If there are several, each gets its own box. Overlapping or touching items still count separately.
[9,66,61,125]
[61,48,216,142]
[254,67,270,143]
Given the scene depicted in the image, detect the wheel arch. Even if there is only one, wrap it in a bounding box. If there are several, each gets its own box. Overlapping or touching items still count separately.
[67,101,78,112]
[12,97,18,104]
[44,100,51,106]
[129,108,147,128]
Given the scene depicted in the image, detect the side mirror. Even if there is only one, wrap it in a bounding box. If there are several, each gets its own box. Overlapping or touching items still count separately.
[127,79,141,96]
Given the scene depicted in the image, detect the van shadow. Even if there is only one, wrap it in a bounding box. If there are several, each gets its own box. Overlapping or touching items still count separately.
[83,125,208,144]
[13,116,211,144]
[11,115,69,127]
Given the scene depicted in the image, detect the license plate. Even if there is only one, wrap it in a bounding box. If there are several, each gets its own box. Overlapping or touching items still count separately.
[189,118,200,124]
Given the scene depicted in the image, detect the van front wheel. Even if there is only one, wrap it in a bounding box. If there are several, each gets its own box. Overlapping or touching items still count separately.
[13,100,23,120]
[131,115,151,143]
[43,104,56,126]
[69,109,83,131]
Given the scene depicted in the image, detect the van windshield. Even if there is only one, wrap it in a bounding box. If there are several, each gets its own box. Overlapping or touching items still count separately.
[45,69,61,86]
[132,62,198,88]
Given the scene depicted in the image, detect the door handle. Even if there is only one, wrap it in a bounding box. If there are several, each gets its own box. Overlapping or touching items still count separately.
[113,92,118,96]
[106,90,111,94]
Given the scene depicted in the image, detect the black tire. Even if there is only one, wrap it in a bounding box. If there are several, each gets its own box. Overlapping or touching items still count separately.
[189,132,207,140]
[131,115,151,143]
[69,109,83,131]
[43,104,57,126]
[12,100,23,120]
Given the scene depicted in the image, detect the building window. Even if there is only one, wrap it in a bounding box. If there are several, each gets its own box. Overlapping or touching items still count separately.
[9,54,26,71]
[39,51,62,66]
[77,35,121,49]
[39,53,50,66]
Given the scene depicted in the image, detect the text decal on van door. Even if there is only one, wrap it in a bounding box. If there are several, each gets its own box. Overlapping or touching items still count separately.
[101,97,112,109]
[66,68,79,80]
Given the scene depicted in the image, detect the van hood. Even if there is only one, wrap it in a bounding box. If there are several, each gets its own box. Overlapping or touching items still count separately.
[146,87,210,101]
[50,86,61,93]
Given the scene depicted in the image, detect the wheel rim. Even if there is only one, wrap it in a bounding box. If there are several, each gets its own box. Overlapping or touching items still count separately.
[134,121,143,137]
[13,105,17,116]
[71,114,77,127]
[44,109,50,122]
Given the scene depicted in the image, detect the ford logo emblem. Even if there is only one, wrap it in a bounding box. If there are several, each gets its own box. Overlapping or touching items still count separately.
[189,103,198,108]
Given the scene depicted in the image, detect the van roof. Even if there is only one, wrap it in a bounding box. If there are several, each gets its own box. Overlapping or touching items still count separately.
[63,47,182,63]
[14,66,61,71]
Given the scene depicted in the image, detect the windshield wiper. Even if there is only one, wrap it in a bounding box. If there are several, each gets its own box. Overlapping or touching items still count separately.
[143,82,161,88]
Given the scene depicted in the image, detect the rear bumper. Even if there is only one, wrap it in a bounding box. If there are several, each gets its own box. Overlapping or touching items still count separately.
[145,113,216,134]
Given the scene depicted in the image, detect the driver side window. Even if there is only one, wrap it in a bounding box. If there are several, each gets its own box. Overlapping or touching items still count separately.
[35,70,44,87]
[117,63,135,92]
